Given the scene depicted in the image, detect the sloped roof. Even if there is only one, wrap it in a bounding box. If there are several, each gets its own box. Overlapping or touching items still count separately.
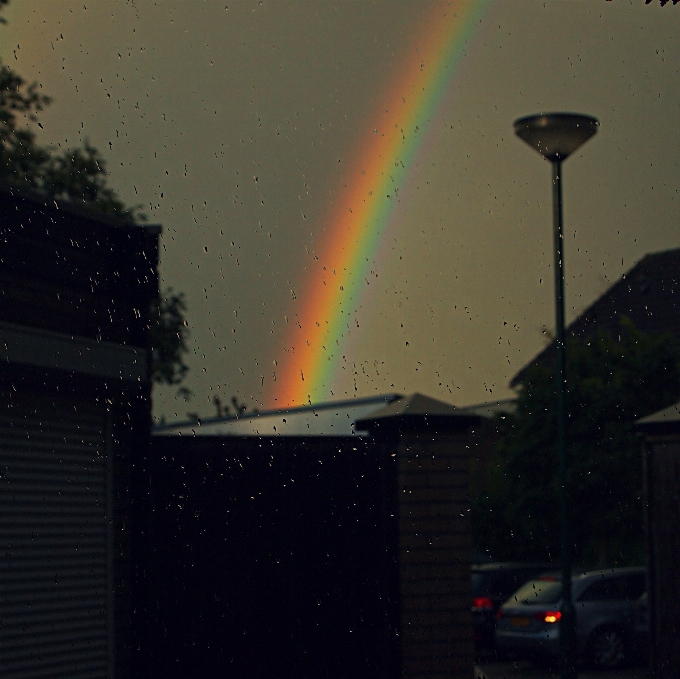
[636,400,680,437]
[359,392,458,420]
[638,401,680,426]
[355,392,485,434]
[512,247,680,387]
[454,398,516,419]
[153,393,402,437]
[154,392,503,438]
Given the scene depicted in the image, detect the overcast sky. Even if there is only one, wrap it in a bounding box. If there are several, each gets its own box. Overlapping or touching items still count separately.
[3,0,679,421]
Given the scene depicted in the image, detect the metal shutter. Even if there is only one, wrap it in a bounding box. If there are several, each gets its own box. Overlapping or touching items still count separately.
[0,398,113,679]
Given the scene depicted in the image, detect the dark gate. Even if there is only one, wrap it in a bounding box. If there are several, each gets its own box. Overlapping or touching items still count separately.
[147,435,399,679]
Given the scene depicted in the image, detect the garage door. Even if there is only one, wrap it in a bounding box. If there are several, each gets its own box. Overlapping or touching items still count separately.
[0,397,112,679]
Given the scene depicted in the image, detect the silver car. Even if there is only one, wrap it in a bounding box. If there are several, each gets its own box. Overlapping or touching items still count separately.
[494,567,647,668]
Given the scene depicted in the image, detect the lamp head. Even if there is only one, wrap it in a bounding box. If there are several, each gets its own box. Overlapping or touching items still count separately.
[514,113,599,162]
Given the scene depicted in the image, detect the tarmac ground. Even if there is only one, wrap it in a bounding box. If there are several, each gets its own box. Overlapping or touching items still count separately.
[475,660,650,679]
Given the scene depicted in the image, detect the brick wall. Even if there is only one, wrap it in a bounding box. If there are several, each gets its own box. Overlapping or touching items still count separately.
[398,432,472,679]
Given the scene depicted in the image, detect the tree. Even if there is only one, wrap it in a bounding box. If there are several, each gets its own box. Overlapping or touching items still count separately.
[0,0,189,391]
[0,1,140,220]
[150,289,190,396]
[472,318,680,568]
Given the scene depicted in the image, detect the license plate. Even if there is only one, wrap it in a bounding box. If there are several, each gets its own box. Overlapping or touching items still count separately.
[510,616,531,627]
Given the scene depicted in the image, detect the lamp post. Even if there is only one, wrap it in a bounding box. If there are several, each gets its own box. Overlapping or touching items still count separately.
[514,113,598,679]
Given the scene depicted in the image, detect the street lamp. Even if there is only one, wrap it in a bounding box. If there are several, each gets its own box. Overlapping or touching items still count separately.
[514,112,598,679]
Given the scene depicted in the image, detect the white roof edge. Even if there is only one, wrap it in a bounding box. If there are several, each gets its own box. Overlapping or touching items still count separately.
[153,392,402,433]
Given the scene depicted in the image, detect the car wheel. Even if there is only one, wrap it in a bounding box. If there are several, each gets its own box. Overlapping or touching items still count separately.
[589,627,626,669]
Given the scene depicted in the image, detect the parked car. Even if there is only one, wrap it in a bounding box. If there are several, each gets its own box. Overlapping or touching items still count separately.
[495,567,647,668]
[472,562,555,649]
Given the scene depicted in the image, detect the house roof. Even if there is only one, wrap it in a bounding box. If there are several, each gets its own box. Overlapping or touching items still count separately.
[636,400,680,437]
[454,398,516,419]
[511,247,680,387]
[153,393,507,438]
[638,401,680,426]
[153,393,403,437]
[359,392,458,420]
[355,392,488,434]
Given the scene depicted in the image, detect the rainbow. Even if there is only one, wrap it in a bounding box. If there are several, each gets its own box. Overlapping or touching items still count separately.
[270,0,490,408]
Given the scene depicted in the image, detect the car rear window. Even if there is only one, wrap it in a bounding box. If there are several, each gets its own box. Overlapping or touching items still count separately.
[507,579,563,605]
[472,572,512,597]
[472,573,487,596]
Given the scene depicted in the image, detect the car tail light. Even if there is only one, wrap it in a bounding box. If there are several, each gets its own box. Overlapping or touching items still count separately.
[533,610,561,624]
[495,609,505,620]
[472,596,494,611]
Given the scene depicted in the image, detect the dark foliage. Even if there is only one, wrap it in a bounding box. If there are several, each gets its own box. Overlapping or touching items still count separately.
[150,289,190,393]
[473,318,680,567]
[0,24,141,221]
